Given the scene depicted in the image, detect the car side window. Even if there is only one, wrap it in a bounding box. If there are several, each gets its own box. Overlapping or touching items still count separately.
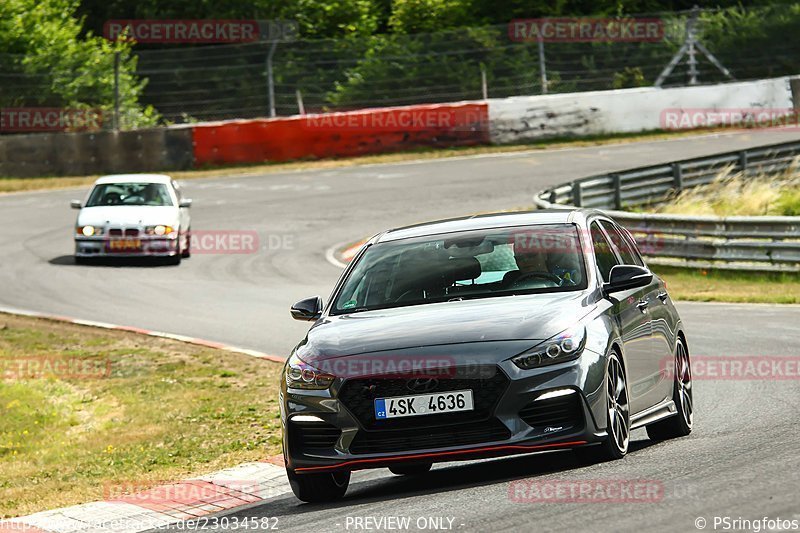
[591,222,620,282]
[600,221,643,267]
[620,228,646,267]
[172,180,183,201]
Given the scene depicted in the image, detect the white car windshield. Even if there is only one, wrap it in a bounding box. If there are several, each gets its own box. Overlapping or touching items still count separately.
[86,183,173,207]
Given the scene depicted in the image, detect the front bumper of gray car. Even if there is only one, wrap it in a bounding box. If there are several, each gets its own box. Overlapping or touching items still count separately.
[280,348,610,474]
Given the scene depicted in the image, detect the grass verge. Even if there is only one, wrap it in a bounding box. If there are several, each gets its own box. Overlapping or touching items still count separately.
[652,266,800,304]
[1,129,722,194]
[0,313,283,519]
[650,164,800,216]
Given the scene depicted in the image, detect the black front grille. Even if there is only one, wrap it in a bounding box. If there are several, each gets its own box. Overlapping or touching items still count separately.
[349,418,511,454]
[289,421,341,454]
[109,229,123,237]
[338,367,509,431]
[126,229,140,237]
[519,392,584,430]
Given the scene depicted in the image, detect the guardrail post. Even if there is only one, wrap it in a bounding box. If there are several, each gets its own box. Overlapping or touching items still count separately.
[672,163,683,193]
[739,151,748,174]
[612,174,622,210]
[572,181,583,207]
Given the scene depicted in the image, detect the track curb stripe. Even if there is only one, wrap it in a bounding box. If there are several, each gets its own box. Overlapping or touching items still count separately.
[0,306,284,363]
[0,458,288,533]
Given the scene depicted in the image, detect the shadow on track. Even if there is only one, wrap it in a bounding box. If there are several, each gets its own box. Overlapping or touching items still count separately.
[49,255,180,267]
[262,439,659,518]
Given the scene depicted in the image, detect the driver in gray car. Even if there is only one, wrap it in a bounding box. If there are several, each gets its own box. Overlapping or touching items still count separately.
[503,242,580,287]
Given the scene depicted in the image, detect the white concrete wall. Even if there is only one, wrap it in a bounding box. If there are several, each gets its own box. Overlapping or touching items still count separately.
[488,76,795,144]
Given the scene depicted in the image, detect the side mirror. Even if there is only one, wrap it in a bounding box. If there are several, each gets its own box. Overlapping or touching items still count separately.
[179,199,193,208]
[70,200,82,209]
[603,265,653,295]
[291,296,323,321]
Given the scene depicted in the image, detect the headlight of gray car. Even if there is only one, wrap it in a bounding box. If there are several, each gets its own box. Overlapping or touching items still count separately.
[285,352,335,390]
[512,325,587,370]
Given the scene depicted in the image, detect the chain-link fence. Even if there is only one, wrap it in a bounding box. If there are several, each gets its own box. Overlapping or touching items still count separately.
[3,5,800,129]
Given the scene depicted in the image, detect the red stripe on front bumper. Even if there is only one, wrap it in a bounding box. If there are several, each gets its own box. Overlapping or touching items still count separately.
[293,440,588,473]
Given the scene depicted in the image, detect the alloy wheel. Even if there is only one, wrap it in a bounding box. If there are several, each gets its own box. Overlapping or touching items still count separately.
[607,355,630,454]
[676,340,693,429]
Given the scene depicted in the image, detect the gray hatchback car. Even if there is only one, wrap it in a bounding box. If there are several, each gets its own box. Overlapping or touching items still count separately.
[281,209,693,502]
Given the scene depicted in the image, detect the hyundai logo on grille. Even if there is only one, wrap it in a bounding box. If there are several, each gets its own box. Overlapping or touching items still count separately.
[406,377,439,393]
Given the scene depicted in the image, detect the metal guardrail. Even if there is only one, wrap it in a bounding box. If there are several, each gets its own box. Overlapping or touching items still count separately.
[534,140,800,272]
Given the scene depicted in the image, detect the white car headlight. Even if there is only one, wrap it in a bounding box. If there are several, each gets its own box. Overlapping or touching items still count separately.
[77,225,103,237]
[145,225,175,236]
[512,325,587,370]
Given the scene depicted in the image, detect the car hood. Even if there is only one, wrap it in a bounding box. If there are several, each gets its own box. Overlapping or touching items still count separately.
[297,291,594,361]
[77,206,179,227]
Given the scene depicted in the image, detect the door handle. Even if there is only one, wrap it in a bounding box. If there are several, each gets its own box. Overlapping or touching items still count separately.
[636,299,649,312]
[657,291,668,302]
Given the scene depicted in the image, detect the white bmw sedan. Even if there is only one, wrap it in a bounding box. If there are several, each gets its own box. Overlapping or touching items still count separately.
[71,174,192,264]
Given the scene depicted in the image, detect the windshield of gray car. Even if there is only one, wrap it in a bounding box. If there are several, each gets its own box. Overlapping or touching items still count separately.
[86,183,174,207]
[331,224,588,314]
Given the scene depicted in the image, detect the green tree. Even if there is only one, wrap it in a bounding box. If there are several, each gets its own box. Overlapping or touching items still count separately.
[0,0,157,129]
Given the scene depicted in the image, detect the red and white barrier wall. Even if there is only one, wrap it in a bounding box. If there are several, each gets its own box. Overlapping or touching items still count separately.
[189,75,797,168]
[191,102,489,167]
[1,76,797,177]
[487,76,796,144]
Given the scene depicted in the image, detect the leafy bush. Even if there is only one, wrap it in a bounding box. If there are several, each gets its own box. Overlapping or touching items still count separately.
[0,0,158,129]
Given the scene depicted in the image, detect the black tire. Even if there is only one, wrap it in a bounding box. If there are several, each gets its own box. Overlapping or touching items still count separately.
[181,229,191,258]
[389,463,432,476]
[287,469,350,503]
[574,351,630,463]
[647,338,693,441]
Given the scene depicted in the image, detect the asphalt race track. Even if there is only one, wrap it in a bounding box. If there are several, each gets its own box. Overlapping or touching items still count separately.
[2,130,800,532]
